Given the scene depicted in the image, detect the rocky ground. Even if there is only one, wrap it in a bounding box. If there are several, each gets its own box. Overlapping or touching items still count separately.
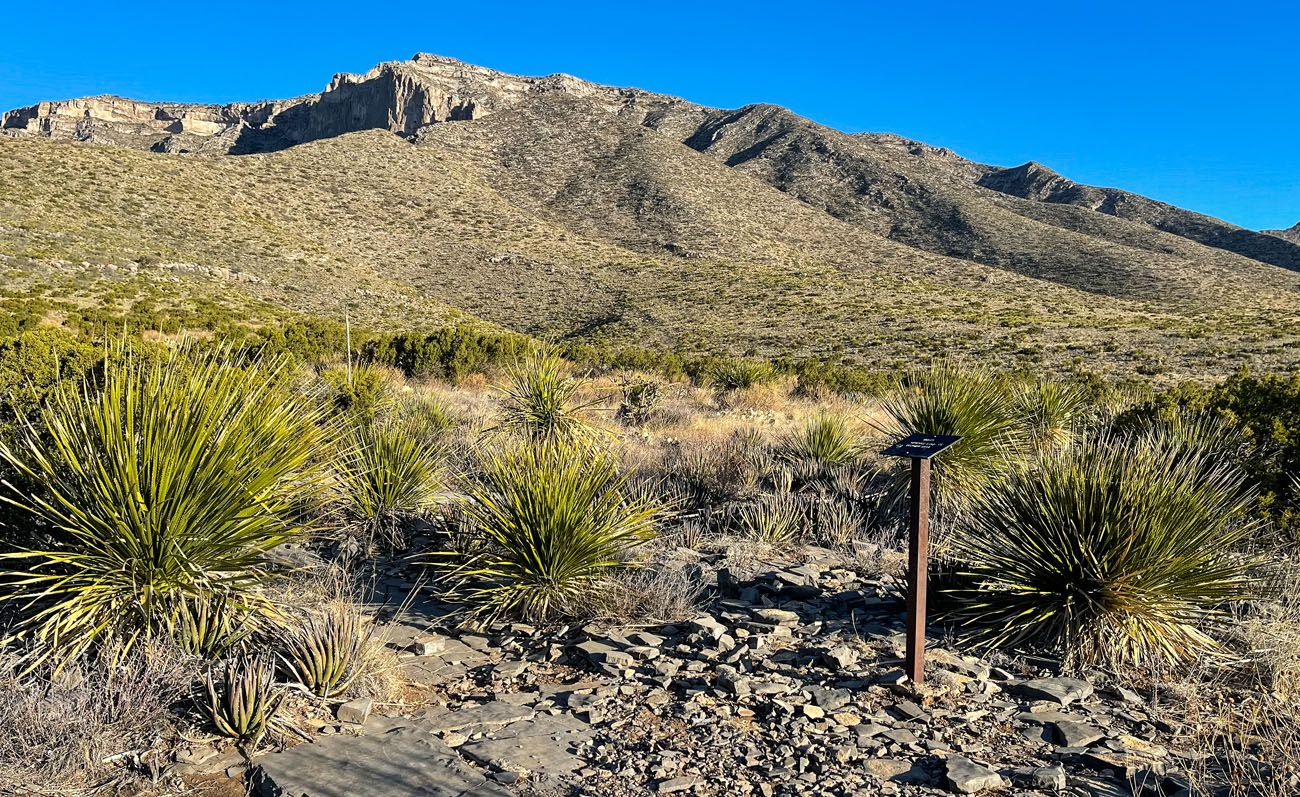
[174,549,1198,797]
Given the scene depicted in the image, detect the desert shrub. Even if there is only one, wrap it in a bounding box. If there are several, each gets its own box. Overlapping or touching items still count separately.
[447,439,658,621]
[0,345,323,667]
[616,376,664,427]
[597,563,707,623]
[0,328,101,438]
[320,362,393,418]
[876,365,1029,511]
[0,644,190,788]
[663,429,768,508]
[278,605,373,699]
[334,416,443,550]
[810,497,867,547]
[392,392,456,443]
[496,351,599,442]
[1115,370,1300,540]
[363,326,530,382]
[792,360,893,399]
[947,432,1261,668]
[733,492,808,546]
[205,656,284,746]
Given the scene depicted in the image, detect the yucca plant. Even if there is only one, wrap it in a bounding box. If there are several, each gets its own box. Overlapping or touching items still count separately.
[320,362,393,419]
[947,432,1262,668]
[0,345,323,668]
[334,416,443,549]
[169,594,255,660]
[205,656,284,746]
[777,414,862,467]
[734,492,807,546]
[448,439,658,621]
[496,351,599,442]
[278,606,372,698]
[876,365,1029,512]
[708,359,776,393]
[1014,378,1092,453]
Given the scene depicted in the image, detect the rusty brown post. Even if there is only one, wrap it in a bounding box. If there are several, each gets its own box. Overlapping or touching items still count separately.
[905,456,931,684]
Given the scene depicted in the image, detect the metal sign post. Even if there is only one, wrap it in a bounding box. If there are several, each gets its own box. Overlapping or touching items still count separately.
[882,433,961,685]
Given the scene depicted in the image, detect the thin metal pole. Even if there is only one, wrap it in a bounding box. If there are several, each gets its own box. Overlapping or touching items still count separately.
[905,456,931,684]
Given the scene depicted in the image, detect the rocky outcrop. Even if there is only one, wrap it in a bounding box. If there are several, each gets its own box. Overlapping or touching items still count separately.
[1265,221,1300,245]
[0,53,698,155]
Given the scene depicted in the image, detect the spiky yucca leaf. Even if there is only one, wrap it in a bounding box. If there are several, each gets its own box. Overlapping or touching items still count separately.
[1014,379,1092,453]
[0,345,323,668]
[450,439,658,621]
[205,656,283,745]
[496,351,598,443]
[948,432,1261,668]
[776,415,862,467]
[708,359,776,392]
[876,365,1029,511]
[279,607,371,698]
[334,416,443,548]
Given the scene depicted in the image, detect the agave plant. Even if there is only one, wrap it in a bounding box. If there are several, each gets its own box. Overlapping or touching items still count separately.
[278,606,372,698]
[947,431,1262,668]
[875,365,1029,512]
[449,439,658,621]
[168,594,256,660]
[205,656,284,746]
[496,351,599,442]
[0,345,323,667]
[334,416,443,549]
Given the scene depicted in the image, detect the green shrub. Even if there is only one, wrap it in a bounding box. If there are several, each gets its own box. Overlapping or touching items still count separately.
[496,351,598,442]
[1115,370,1300,540]
[334,416,443,549]
[0,329,101,438]
[363,326,530,382]
[877,365,1029,511]
[205,656,283,746]
[448,439,658,621]
[320,363,393,418]
[616,377,663,427]
[948,432,1261,667]
[0,345,323,667]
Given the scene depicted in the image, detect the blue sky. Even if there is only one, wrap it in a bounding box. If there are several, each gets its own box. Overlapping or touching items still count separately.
[1,1,1296,230]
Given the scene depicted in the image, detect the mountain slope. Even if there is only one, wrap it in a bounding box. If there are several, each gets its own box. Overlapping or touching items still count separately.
[1266,222,1300,245]
[2,54,1299,379]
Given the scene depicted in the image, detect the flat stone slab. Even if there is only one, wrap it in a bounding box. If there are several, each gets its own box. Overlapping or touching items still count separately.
[457,713,593,776]
[421,700,536,735]
[252,718,510,797]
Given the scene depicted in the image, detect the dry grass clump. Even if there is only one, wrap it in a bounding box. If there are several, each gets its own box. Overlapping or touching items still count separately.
[0,643,191,791]
[596,562,708,624]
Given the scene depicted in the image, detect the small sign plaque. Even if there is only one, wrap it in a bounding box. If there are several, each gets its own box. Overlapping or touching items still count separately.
[882,433,962,460]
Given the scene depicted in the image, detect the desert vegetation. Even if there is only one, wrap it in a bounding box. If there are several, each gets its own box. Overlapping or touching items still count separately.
[0,324,1295,794]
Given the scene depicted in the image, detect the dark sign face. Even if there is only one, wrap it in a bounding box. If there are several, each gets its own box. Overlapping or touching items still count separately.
[881,433,962,460]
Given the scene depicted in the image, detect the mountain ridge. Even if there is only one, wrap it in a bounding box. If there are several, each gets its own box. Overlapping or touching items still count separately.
[2,54,1299,380]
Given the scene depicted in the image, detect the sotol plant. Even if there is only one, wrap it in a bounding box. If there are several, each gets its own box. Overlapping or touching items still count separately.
[948,431,1261,668]
[876,365,1029,511]
[497,351,599,442]
[0,345,322,667]
[334,416,443,549]
[449,439,658,621]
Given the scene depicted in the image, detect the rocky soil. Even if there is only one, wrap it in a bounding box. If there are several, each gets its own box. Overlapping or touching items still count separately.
[175,549,1199,797]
